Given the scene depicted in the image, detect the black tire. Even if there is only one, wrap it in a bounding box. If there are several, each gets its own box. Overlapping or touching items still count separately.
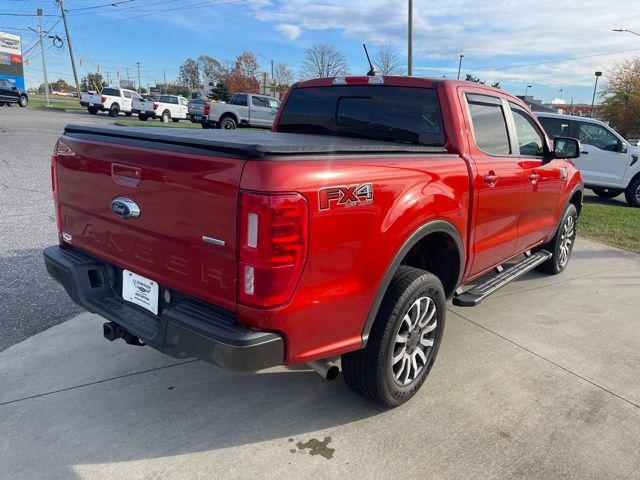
[536,203,578,274]
[161,111,170,123]
[342,266,446,408]
[125,112,132,117]
[138,114,148,121]
[219,115,237,129]
[0,102,4,106]
[624,176,640,208]
[172,118,180,123]
[592,187,622,199]
[108,104,120,117]
[201,122,210,129]
[18,95,28,107]
[87,106,98,115]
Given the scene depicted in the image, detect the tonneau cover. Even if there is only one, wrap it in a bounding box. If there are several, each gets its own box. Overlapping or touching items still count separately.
[63,124,448,157]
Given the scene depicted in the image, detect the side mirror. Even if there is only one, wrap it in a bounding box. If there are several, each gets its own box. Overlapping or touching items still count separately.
[617,141,628,153]
[552,137,581,159]
[11,86,17,90]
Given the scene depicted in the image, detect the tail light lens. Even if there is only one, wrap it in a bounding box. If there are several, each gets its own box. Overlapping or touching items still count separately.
[153,102,158,110]
[52,139,72,245]
[238,191,309,308]
[203,102,210,115]
[101,95,106,103]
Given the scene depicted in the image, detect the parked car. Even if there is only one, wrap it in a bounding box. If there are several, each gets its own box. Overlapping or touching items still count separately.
[627,138,640,147]
[79,87,142,117]
[201,93,280,129]
[537,113,640,207]
[45,76,583,407]
[132,94,189,122]
[187,98,207,123]
[0,78,28,107]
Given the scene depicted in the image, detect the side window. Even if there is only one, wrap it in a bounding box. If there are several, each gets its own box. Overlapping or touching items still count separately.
[577,122,619,151]
[123,91,132,99]
[180,97,189,106]
[509,103,545,157]
[252,96,268,107]
[233,94,248,106]
[538,117,571,138]
[466,93,511,155]
[169,96,179,104]
[159,95,170,103]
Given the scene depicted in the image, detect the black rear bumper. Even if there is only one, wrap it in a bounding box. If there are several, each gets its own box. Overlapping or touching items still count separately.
[43,245,283,371]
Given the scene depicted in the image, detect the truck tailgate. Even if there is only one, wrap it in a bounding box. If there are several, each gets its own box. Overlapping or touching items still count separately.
[55,131,244,312]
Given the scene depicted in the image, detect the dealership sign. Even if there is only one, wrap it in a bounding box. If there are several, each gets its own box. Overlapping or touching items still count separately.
[0,31,25,89]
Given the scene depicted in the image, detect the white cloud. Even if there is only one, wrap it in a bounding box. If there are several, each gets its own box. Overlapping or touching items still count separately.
[250,0,640,87]
[276,24,303,40]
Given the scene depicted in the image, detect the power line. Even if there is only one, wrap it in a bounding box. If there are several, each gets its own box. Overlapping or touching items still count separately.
[67,0,136,12]
[0,12,57,16]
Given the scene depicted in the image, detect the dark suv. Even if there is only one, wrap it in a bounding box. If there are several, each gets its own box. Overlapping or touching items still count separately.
[0,79,28,107]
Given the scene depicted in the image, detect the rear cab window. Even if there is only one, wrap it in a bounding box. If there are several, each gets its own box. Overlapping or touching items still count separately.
[101,88,120,97]
[465,93,511,155]
[277,85,445,146]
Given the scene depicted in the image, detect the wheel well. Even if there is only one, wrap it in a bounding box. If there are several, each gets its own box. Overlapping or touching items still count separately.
[162,109,171,116]
[220,112,237,123]
[399,231,461,297]
[569,189,583,216]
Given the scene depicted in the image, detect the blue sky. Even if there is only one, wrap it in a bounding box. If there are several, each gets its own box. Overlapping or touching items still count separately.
[3,0,640,103]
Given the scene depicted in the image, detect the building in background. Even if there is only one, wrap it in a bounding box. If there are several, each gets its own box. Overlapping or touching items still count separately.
[0,31,24,89]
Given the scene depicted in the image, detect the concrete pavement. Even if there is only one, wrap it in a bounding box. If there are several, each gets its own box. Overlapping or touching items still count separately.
[1,238,639,479]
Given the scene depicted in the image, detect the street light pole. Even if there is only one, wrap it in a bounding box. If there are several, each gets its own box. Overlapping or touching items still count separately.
[457,54,464,80]
[36,9,50,107]
[407,0,413,76]
[613,28,640,37]
[136,62,141,93]
[524,84,532,96]
[590,71,602,118]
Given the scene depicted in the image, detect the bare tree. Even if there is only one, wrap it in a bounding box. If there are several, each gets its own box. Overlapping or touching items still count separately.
[301,43,348,79]
[373,45,404,75]
[273,62,294,97]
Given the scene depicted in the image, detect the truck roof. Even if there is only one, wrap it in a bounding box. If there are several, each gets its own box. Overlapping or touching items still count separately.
[63,124,448,158]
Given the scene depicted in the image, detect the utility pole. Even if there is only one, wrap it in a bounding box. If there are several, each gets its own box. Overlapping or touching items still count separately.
[271,59,274,80]
[136,62,141,93]
[126,67,130,82]
[407,0,413,76]
[457,54,464,80]
[36,9,50,107]
[590,71,602,118]
[55,0,81,98]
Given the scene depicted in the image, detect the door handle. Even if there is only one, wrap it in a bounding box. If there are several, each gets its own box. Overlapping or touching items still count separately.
[483,172,499,186]
[528,172,540,184]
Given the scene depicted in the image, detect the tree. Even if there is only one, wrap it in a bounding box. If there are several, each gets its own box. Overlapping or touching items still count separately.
[301,43,348,79]
[177,58,200,92]
[600,57,640,138]
[273,62,294,97]
[225,52,260,94]
[211,81,230,102]
[198,55,226,97]
[464,74,500,89]
[373,45,404,75]
[80,72,105,92]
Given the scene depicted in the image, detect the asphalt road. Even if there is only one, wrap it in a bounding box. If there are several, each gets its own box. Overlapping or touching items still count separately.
[0,107,128,351]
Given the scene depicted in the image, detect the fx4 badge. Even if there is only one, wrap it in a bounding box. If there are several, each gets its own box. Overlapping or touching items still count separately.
[318,184,373,210]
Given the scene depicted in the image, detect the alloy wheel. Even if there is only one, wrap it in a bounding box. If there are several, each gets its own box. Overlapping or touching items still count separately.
[557,214,576,267]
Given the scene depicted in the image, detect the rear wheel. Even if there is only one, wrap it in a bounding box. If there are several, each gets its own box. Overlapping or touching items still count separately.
[624,176,640,208]
[0,102,4,106]
[342,266,445,408]
[161,111,170,123]
[108,104,120,117]
[18,95,28,107]
[219,116,237,129]
[536,203,578,274]
[201,122,210,129]
[125,112,132,117]
[592,187,622,199]
[87,106,98,115]
[172,118,180,123]
[138,114,148,121]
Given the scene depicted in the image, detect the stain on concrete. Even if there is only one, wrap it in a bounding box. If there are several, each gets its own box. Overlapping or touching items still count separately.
[498,430,513,440]
[289,449,296,454]
[296,436,335,460]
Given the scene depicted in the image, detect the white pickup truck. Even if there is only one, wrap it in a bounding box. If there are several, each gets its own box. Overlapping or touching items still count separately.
[201,93,280,129]
[79,87,142,117]
[132,94,190,122]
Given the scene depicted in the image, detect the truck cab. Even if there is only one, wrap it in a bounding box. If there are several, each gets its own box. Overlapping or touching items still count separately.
[202,93,280,129]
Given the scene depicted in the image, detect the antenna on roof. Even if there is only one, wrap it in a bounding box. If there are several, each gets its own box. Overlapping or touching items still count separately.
[363,43,377,76]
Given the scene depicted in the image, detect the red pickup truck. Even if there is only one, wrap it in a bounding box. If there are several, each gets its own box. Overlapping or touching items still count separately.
[44,76,583,407]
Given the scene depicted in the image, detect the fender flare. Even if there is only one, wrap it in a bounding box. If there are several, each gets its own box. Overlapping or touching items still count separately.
[360,219,465,347]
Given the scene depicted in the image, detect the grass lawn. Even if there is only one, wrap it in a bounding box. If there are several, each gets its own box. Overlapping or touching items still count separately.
[114,119,203,128]
[578,200,640,253]
[28,94,84,110]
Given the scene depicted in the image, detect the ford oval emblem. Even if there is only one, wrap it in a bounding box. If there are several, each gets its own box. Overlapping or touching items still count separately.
[110,197,141,219]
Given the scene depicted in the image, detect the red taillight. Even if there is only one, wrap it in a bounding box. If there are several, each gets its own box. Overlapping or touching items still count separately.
[203,102,210,115]
[333,75,385,85]
[153,102,158,110]
[101,95,106,103]
[52,139,74,246]
[238,191,309,308]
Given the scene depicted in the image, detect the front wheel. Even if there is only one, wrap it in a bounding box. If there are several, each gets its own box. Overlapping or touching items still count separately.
[342,266,446,408]
[536,203,578,274]
[18,95,28,107]
[592,187,622,199]
[624,177,640,208]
